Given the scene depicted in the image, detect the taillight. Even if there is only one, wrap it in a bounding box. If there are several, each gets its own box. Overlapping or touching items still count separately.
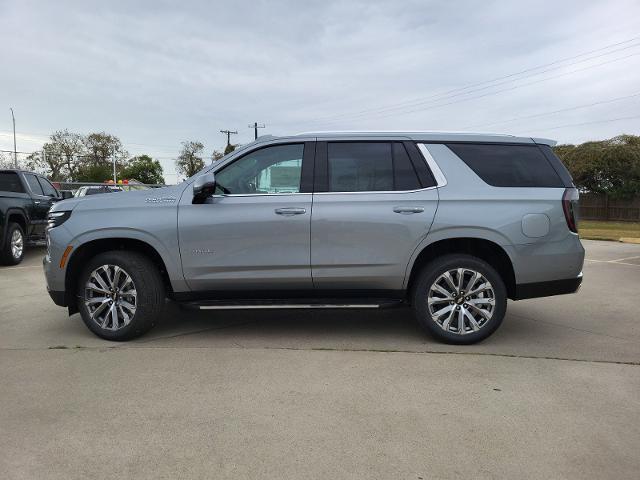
[562,188,579,233]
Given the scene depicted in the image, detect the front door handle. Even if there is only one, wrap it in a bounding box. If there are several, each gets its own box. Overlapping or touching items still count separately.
[275,207,306,216]
[393,206,424,214]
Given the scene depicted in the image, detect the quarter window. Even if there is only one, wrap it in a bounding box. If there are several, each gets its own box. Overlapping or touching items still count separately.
[215,144,304,194]
[446,143,564,188]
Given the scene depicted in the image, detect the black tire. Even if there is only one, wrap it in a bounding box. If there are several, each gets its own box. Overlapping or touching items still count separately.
[77,250,165,341]
[0,222,25,266]
[411,254,507,345]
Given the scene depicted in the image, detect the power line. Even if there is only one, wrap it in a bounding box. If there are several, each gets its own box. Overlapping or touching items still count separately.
[298,36,640,125]
[315,51,640,125]
[220,129,238,147]
[464,92,640,129]
[527,114,640,133]
[248,122,265,140]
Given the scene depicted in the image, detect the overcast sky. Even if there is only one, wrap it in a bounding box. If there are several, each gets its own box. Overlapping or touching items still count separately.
[1,0,639,183]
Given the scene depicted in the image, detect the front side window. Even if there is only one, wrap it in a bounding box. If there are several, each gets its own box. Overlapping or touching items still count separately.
[215,144,304,195]
[38,177,58,197]
[25,174,44,195]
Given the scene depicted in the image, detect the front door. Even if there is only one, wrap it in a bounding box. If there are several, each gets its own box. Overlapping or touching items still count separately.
[178,142,315,292]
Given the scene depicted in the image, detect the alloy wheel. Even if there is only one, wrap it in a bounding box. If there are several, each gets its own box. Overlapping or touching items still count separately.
[427,268,495,335]
[84,265,137,331]
[10,229,23,259]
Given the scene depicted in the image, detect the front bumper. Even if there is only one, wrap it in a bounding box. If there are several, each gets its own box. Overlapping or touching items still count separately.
[47,288,68,307]
[513,273,582,300]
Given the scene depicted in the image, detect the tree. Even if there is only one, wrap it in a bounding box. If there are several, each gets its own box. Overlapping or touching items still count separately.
[122,155,165,184]
[176,141,205,177]
[554,134,640,198]
[224,143,236,155]
[83,132,128,167]
[24,129,84,180]
[211,150,224,163]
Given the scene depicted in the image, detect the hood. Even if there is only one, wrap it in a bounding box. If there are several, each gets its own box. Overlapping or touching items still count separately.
[49,184,187,213]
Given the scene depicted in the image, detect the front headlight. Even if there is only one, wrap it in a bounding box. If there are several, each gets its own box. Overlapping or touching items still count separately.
[47,210,72,229]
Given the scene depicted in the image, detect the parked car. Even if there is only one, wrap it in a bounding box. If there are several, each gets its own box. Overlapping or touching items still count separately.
[74,185,123,197]
[43,131,584,343]
[0,169,71,265]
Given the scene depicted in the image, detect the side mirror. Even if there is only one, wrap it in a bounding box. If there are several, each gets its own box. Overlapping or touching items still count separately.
[60,190,74,200]
[193,173,216,204]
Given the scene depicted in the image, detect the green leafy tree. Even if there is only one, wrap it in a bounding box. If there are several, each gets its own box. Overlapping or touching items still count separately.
[83,132,129,171]
[121,155,165,184]
[176,141,205,177]
[554,134,640,198]
[74,163,115,183]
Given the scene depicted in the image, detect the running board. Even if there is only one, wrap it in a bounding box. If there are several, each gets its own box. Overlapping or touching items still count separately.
[181,298,405,311]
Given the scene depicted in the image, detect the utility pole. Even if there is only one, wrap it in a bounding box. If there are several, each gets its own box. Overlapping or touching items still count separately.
[248,122,265,140]
[9,108,17,168]
[220,129,238,148]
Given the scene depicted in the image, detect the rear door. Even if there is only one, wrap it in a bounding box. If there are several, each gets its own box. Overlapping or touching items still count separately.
[23,173,52,237]
[311,140,439,291]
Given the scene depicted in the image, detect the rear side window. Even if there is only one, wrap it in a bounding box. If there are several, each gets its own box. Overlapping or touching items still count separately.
[24,174,45,195]
[0,172,25,193]
[328,143,393,192]
[447,143,564,187]
[326,142,422,192]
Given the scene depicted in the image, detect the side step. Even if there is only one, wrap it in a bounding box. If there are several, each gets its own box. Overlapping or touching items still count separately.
[181,298,405,311]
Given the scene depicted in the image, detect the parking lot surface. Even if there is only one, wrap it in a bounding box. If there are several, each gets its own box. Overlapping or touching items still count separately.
[1,240,639,479]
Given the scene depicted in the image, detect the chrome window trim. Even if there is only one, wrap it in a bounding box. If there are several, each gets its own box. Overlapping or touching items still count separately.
[417,143,447,187]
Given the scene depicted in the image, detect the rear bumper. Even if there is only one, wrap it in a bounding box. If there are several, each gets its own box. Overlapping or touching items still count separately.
[513,273,582,300]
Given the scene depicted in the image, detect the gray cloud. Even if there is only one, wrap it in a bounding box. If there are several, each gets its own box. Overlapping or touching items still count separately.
[1,0,639,181]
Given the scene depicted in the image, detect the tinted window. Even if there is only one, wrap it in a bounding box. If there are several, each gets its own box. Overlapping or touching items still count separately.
[393,143,422,190]
[38,177,58,197]
[328,143,393,192]
[25,174,44,195]
[0,172,25,193]
[215,144,304,194]
[447,144,564,187]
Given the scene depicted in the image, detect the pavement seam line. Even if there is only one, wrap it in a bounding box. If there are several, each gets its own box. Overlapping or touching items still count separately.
[1,344,638,366]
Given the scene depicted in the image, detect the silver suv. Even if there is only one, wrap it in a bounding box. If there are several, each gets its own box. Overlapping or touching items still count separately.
[43,131,584,344]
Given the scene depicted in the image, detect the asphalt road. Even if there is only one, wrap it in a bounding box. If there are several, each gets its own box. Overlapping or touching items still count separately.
[1,240,639,479]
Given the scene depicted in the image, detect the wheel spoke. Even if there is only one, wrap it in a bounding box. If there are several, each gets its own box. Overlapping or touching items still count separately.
[442,272,457,292]
[428,268,495,336]
[84,265,137,332]
[431,284,453,298]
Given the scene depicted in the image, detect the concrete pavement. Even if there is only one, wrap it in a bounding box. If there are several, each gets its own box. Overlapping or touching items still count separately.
[1,240,639,479]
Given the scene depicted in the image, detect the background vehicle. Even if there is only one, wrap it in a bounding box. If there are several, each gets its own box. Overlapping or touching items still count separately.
[43,132,584,343]
[0,169,70,265]
[73,185,123,197]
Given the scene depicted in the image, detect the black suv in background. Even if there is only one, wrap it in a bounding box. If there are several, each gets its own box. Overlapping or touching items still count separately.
[0,169,69,265]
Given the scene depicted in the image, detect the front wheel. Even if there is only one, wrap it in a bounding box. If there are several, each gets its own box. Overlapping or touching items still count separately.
[77,251,165,341]
[412,254,507,344]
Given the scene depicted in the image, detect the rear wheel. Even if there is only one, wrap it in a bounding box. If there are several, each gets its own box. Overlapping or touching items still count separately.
[412,254,507,344]
[0,223,25,266]
[77,251,164,341]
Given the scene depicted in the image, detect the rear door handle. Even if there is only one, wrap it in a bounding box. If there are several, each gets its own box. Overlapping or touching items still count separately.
[275,207,306,216]
[393,206,424,214]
